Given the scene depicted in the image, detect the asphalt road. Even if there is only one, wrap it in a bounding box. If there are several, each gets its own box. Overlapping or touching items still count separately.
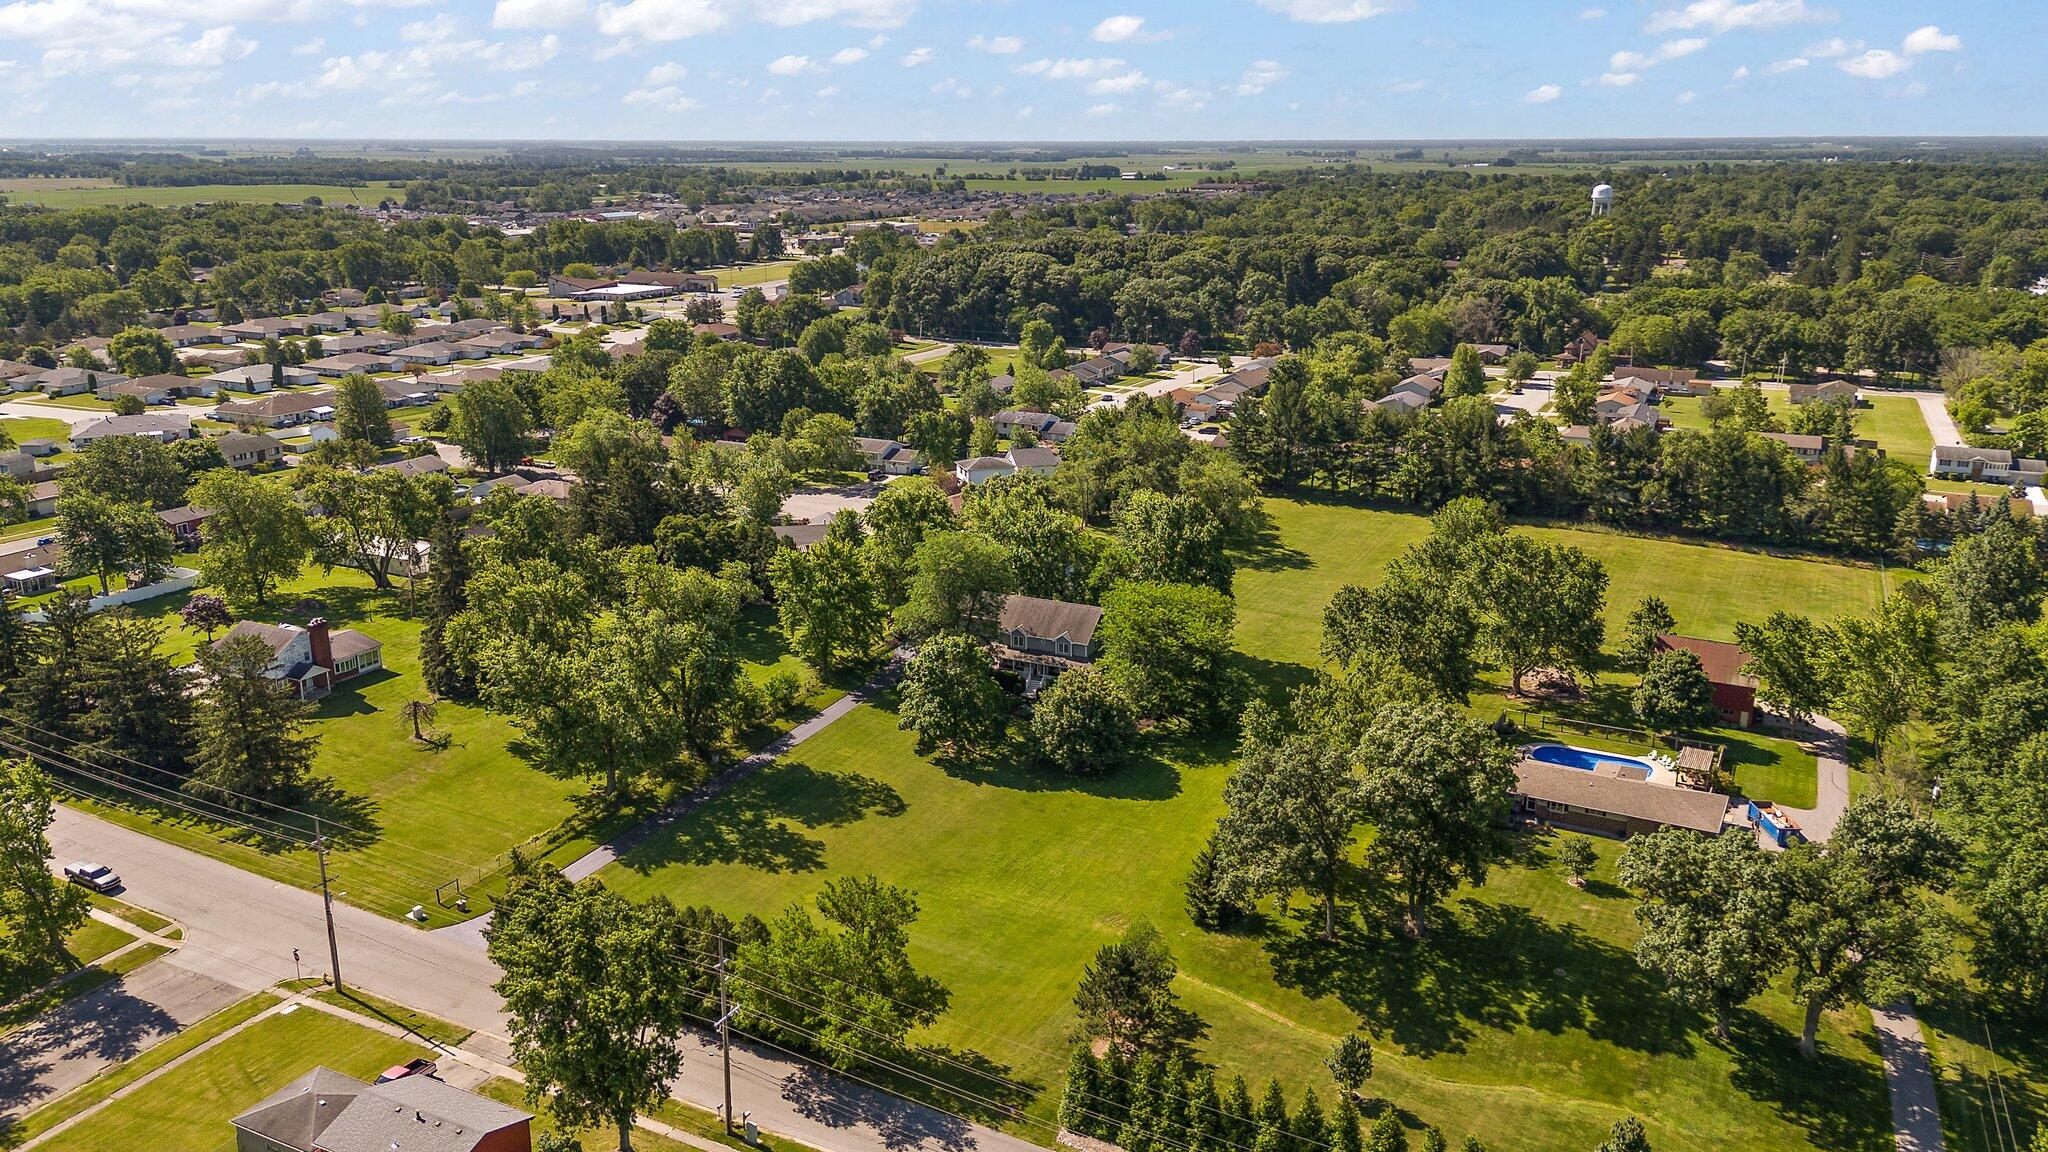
[45,806,1041,1152]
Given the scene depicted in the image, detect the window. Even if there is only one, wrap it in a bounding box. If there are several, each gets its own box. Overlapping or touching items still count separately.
[1055,638,1069,657]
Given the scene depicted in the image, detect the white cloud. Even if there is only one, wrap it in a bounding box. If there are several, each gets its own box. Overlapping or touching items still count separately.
[1233,58,1288,95]
[1084,102,1118,116]
[1901,25,1960,54]
[898,45,932,66]
[595,0,728,41]
[1579,6,1606,18]
[400,12,459,41]
[646,61,687,83]
[1252,0,1407,24]
[1089,69,1147,94]
[1838,48,1909,79]
[623,83,698,110]
[1767,56,1807,73]
[1898,79,1928,97]
[1156,82,1205,110]
[291,36,323,54]
[830,45,867,64]
[1598,71,1639,86]
[1801,35,1856,57]
[767,53,816,74]
[1609,37,1707,71]
[1523,82,1562,103]
[1091,14,1163,42]
[1730,64,1750,80]
[1016,56,1126,80]
[494,0,584,29]
[1015,104,1032,119]
[814,83,838,96]
[1645,0,1825,34]
[1675,88,1697,102]
[967,33,1020,53]
[931,75,971,97]
[1384,77,1426,93]
[593,0,911,43]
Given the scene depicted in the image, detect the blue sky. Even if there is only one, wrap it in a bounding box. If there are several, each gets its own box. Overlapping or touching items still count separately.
[0,0,2039,140]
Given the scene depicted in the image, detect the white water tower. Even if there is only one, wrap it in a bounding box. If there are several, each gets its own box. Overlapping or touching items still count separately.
[1590,182,1614,217]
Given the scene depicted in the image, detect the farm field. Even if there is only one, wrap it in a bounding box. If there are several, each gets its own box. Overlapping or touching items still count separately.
[33,1004,426,1152]
[0,181,406,209]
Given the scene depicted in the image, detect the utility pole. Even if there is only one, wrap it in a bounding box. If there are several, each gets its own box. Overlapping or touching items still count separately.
[314,817,343,994]
[716,937,736,1137]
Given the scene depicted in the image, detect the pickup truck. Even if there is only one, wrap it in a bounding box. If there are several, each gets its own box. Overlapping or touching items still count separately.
[374,1059,438,1084]
[62,862,121,893]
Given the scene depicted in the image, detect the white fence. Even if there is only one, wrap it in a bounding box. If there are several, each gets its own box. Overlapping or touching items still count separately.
[21,567,201,622]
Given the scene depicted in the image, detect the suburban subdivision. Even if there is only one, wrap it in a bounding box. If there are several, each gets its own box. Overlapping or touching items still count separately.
[1,25,2047,1152]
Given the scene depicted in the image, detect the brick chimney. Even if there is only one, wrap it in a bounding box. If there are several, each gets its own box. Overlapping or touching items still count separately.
[307,617,333,670]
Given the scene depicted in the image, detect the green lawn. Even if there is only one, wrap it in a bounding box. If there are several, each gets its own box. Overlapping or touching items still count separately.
[308,985,474,1048]
[599,701,1892,1152]
[0,416,71,445]
[0,993,275,1150]
[35,1003,428,1152]
[1234,497,1898,670]
[708,260,803,289]
[61,568,838,928]
[0,181,405,209]
[1858,396,1937,464]
[1647,393,1935,467]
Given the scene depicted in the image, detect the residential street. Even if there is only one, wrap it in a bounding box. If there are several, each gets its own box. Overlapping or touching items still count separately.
[43,798,1036,1152]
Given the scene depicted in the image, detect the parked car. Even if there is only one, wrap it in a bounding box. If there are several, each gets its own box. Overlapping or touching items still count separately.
[63,861,121,892]
[375,1058,438,1084]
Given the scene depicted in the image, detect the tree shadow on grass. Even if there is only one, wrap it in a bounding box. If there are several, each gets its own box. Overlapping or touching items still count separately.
[1266,892,1697,1060]
[614,761,905,877]
[925,739,1186,802]
[1722,1008,1891,1152]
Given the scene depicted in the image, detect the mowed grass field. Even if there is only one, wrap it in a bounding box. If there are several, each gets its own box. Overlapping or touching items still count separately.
[1655,391,1936,465]
[707,260,803,289]
[60,565,841,927]
[0,180,406,209]
[601,496,1911,1152]
[1233,498,1899,669]
[34,1005,427,1152]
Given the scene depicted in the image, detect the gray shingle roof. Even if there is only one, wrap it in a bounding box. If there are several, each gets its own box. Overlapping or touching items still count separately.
[999,594,1102,647]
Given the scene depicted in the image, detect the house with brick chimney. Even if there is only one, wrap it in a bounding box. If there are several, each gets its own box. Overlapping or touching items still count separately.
[214,618,384,699]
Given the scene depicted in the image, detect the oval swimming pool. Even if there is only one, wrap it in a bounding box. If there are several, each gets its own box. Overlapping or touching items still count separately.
[1525,743,1656,774]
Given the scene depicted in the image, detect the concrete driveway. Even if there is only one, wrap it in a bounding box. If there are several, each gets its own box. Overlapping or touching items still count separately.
[0,960,242,1120]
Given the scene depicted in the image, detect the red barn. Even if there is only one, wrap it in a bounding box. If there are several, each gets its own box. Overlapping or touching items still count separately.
[1654,634,1758,728]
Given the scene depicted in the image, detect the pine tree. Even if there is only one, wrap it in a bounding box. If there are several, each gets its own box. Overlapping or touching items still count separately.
[1120,1053,1165,1152]
[0,591,21,683]
[1291,1088,1327,1152]
[1059,1048,1104,1137]
[1186,1068,1224,1151]
[1253,1080,1291,1152]
[1331,1098,1363,1152]
[1224,1076,1258,1151]
[1421,1130,1448,1152]
[419,514,474,700]
[1366,1112,1408,1152]
[186,635,317,812]
[1159,1057,1193,1152]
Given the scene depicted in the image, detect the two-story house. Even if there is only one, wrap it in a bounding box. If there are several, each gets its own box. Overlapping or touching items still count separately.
[994,594,1103,694]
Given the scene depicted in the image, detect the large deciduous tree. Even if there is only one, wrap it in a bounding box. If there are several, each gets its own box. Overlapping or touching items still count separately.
[896,633,1008,758]
[1618,828,1783,1039]
[0,759,90,971]
[1029,670,1139,777]
[734,875,950,1066]
[489,857,695,1152]
[1213,701,1368,940]
[1097,581,1239,727]
[190,469,312,607]
[1355,702,1517,937]
[768,515,887,672]
[448,375,532,474]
